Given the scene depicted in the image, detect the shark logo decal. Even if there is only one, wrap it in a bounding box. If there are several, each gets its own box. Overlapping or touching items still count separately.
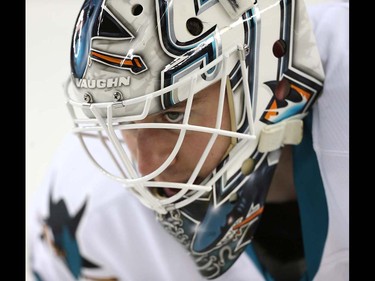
[261,80,313,124]
[71,0,147,79]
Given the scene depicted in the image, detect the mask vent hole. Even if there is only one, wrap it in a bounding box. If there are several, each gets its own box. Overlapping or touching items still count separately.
[132,4,143,16]
[186,18,203,36]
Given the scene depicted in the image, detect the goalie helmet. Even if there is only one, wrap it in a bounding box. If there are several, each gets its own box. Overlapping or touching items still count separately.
[66,0,324,278]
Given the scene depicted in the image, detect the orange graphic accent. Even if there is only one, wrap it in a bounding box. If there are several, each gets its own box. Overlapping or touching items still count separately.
[232,206,264,230]
[291,84,311,100]
[134,58,142,67]
[264,100,278,120]
[91,51,133,66]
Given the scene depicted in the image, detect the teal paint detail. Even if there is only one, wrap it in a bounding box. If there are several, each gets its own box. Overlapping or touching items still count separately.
[292,112,329,281]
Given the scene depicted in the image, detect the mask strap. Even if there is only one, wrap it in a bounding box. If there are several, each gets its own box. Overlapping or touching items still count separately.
[258,114,307,153]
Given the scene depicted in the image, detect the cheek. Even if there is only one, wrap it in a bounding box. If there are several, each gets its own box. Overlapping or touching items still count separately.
[179,134,207,163]
[121,131,137,159]
[180,99,232,175]
[180,132,230,175]
[209,134,231,164]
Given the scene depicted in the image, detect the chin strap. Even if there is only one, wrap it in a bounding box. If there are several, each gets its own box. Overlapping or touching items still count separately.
[258,114,307,153]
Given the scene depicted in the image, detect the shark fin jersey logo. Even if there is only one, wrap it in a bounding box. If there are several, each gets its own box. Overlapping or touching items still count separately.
[35,192,119,280]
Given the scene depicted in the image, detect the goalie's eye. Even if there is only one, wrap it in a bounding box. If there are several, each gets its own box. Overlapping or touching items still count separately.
[164,112,184,123]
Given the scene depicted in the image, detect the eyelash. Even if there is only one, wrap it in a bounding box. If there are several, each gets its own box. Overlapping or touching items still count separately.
[164,112,184,123]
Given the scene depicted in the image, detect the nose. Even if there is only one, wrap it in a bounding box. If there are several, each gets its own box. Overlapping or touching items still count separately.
[136,128,177,177]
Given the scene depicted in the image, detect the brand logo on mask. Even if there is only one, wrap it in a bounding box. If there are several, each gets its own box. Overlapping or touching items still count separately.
[74,76,130,89]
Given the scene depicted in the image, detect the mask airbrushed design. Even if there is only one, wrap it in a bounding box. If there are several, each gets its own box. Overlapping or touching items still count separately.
[65,0,324,278]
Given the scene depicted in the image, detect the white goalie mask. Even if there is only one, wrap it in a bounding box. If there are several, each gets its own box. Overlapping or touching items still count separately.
[65,0,324,278]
